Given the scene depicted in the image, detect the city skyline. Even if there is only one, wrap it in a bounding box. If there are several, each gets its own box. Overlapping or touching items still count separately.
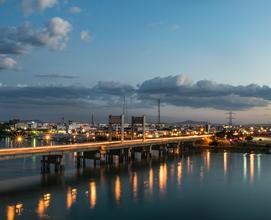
[1,0,271,123]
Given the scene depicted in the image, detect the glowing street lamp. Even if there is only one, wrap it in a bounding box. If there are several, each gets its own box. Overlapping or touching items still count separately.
[16,136,23,143]
[45,134,51,141]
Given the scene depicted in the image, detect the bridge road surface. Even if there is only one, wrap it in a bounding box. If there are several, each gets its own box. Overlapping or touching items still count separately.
[0,135,212,159]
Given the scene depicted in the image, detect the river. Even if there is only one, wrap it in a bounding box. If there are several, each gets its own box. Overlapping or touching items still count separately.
[0,140,271,220]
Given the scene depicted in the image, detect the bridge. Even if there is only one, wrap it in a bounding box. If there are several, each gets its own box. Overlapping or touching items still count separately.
[0,135,211,173]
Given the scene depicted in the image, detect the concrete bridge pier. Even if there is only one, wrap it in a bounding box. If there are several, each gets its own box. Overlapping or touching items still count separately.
[181,141,196,153]
[76,151,100,168]
[167,142,181,155]
[127,147,132,161]
[41,155,63,174]
[106,153,113,164]
[75,152,85,169]
[158,144,168,157]
[143,146,152,160]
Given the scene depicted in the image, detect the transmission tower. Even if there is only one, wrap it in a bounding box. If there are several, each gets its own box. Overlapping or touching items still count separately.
[226,111,236,126]
[158,99,161,125]
[91,113,94,126]
[122,96,126,115]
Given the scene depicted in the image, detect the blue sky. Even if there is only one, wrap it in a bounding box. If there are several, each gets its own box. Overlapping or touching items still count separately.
[1,0,271,123]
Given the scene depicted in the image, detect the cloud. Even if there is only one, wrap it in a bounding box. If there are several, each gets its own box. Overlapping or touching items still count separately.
[22,0,58,15]
[92,81,135,97]
[35,74,79,79]
[0,17,72,53]
[69,6,81,14]
[0,81,135,109]
[137,75,271,110]
[80,30,92,43]
[0,55,20,71]
[0,17,72,70]
[1,75,271,116]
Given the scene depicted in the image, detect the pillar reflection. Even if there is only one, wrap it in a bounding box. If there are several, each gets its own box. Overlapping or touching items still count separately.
[159,163,167,193]
[187,156,190,174]
[243,154,247,181]
[89,181,96,209]
[6,203,23,220]
[250,154,255,184]
[132,173,138,199]
[223,152,227,175]
[206,151,210,172]
[7,206,15,220]
[66,188,77,209]
[177,162,182,185]
[36,193,51,218]
[115,176,121,204]
[257,154,261,177]
[149,168,154,193]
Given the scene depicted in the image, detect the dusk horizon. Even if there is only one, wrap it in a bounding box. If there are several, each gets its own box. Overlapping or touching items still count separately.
[2,1,271,220]
[1,1,271,124]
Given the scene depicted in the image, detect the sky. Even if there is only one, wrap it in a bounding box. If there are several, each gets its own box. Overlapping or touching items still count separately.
[1,0,271,124]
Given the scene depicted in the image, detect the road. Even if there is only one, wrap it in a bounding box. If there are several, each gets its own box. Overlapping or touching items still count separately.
[0,135,211,159]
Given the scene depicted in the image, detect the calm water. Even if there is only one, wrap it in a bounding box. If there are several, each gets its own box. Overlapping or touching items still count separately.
[0,150,271,220]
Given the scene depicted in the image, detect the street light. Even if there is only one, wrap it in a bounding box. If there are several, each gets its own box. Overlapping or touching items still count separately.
[45,134,51,141]
[16,136,23,143]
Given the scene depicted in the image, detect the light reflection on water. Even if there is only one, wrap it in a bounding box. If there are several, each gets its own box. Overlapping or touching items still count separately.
[250,154,255,184]
[89,181,96,209]
[1,150,271,220]
[66,188,77,210]
[224,151,228,175]
[114,176,121,204]
[149,168,154,193]
[159,163,167,194]
[132,173,138,200]
[243,154,247,181]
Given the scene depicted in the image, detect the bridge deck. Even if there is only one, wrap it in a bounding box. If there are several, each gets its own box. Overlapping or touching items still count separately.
[0,135,211,158]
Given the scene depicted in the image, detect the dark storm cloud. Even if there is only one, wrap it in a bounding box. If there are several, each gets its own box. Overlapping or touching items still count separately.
[0,75,271,113]
[0,82,135,108]
[136,75,271,110]
[92,81,135,97]
[35,74,79,79]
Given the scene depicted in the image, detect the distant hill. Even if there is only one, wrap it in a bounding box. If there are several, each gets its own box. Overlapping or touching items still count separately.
[174,120,209,125]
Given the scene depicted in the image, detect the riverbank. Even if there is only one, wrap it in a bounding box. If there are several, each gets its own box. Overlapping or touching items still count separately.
[197,143,271,153]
